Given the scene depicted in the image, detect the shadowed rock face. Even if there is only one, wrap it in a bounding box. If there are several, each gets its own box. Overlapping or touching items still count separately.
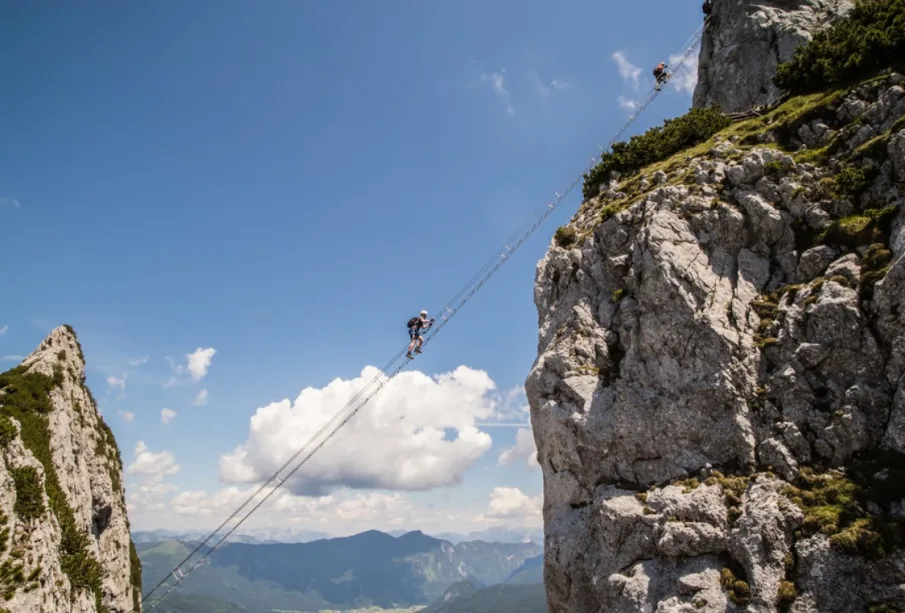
[528,73,905,612]
[694,0,854,112]
[0,326,140,612]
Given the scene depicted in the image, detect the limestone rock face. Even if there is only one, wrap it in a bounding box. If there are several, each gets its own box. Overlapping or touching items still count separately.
[693,0,854,112]
[0,326,141,612]
[529,75,905,612]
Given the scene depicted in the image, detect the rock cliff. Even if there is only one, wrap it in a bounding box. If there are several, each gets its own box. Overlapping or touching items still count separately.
[528,58,905,613]
[693,0,854,113]
[0,326,141,612]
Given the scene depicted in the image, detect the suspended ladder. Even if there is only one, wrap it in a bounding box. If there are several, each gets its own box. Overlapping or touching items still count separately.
[140,20,708,611]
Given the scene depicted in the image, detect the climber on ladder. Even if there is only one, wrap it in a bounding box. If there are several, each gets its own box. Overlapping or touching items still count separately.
[406,310,434,359]
[653,62,670,91]
[702,0,712,20]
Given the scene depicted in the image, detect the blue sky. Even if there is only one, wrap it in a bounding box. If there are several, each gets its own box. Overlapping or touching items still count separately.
[0,0,703,537]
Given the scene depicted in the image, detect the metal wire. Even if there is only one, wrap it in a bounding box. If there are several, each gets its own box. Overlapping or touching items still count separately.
[140,22,708,611]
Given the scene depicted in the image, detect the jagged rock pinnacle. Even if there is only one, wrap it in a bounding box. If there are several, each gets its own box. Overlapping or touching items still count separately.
[693,0,854,113]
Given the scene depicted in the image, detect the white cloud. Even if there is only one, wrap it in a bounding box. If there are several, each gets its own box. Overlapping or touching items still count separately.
[618,96,639,112]
[481,69,514,116]
[486,487,542,523]
[165,347,216,386]
[612,51,642,90]
[193,388,209,406]
[219,365,503,496]
[128,354,150,367]
[187,347,216,380]
[127,441,180,480]
[487,386,529,423]
[2,355,24,362]
[0,198,21,209]
[161,408,177,425]
[128,479,178,513]
[126,476,544,536]
[107,374,127,392]
[119,411,135,423]
[498,429,539,469]
[668,46,700,95]
[0,325,7,335]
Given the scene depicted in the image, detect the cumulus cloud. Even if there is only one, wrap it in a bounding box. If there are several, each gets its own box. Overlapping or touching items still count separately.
[187,348,216,380]
[165,347,216,386]
[127,477,542,535]
[668,46,700,95]
[486,487,542,523]
[161,408,177,425]
[119,411,135,423]
[481,69,514,116]
[193,388,209,406]
[219,365,504,496]
[498,429,539,469]
[127,441,180,480]
[128,479,179,514]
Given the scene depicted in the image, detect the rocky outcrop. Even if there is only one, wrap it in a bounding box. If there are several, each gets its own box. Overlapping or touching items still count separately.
[528,73,905,612]
[0,326,141,612]
[694,0,854,113]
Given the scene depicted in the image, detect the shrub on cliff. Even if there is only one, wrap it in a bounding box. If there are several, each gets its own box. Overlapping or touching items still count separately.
[582,105,730,200]
[774,0,905,95]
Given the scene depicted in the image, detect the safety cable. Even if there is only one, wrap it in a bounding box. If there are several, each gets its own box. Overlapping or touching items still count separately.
[141,21,707,610]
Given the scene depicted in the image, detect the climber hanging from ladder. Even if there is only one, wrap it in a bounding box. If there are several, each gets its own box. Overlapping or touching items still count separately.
[406,310,434,358]
[653,62,670,91]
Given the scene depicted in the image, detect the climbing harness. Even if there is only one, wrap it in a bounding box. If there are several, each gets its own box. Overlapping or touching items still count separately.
[141,20,708,612]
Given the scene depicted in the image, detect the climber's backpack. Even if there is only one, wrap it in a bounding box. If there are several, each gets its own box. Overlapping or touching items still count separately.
[407,316,419,329]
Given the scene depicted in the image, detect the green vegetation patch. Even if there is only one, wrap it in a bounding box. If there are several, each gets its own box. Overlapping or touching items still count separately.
[10,466,45,522]
[0,417,16,448]
[777,580,797,608]
[0,365,107,607]
[861,242,893,301]
[673,477,701,493]
[582,106,730,200]
[130,541,142,612]
[784,461,905,560]
[831,163,878,198]
[749,283,807,349]
[821,205,898,248]
[706,471,750,524]
[0,509,41,602]
[718,566,751,606]
[774,0,905,96]
[554,226,577,248]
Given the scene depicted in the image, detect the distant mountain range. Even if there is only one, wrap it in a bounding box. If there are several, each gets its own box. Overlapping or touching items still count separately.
[131,527,331,545]
[427,526,544,544]
[132,524,543,545]
[138,529,542,612]
[420,555,547,613]
[150,594,250,613]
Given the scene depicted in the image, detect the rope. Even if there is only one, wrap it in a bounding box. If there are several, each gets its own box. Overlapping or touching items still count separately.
[140,21,707,611]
